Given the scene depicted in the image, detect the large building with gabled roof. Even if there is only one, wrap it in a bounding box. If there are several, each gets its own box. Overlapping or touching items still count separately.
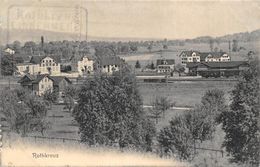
[18,74,71,96]
[96,56,123,74]
[16,55,61,76]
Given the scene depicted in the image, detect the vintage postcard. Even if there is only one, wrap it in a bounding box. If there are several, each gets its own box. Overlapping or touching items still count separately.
[0,0,259,166]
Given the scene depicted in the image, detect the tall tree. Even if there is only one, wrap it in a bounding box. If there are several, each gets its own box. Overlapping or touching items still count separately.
[73,68,156,150]
[219,57,260,165]
[150,61,155,70]
[150,96,171,123]
[209,39,214,52]
[135,60,141,69]
[1,55,16,76]
[63,85,78,113]
[175,63,185,76]
[12,41,21,53]
[201,89,227,121]
[147,41,153,53]
[232,40,238,52]
[43,89,59,108]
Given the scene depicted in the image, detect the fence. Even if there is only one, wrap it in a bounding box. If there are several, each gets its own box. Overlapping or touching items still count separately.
[188,145,224,157]
[25,135,81,144]
[26,135,224,157]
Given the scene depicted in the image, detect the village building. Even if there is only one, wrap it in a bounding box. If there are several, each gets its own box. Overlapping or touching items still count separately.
[49,76,72,96]
[200,52,231,62]
[186,61,249,77]
[18,74,71,96]
[97,56,122,74]
[179,51,231,65]
[18,74,54,96]
[179,51,201,65]
[156,59,175,73]
[4,47,15,55]
[16,55,61,76]
[70,55,94,76]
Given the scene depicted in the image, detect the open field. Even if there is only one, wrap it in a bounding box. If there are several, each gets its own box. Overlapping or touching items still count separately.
[137,80,237,107]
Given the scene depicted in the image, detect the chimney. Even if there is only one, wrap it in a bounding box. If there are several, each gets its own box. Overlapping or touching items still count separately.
[41,36,44,49]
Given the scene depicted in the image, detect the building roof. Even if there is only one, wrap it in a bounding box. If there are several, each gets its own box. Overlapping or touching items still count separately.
[156,59,175,66]
[186,62,200,68]
[49,76,71,85]
[199,53,209,61]
[16,62,33,66]
[187,61,248,69]
[98,56,122,66]
[32,74,52,84]
[201,52,227,61]
[4,47,15,51]
[200,61,248,68]
[179,51,200,57]
[29,55,61,64]
[70,54,94,62]
[179,51,228,61]
[18,74,52,84]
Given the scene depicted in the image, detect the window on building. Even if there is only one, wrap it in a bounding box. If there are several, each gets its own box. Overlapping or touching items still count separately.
[41,85,44,89]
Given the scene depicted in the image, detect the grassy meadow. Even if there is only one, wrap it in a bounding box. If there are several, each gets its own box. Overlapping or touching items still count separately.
[138,80,237,107]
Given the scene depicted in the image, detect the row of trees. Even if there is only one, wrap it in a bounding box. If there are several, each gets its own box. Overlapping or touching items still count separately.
[209,39,240,52]
[0,88,50,136]
[0,84,79,137]
[158,89,227,160]
[158,56,259,165]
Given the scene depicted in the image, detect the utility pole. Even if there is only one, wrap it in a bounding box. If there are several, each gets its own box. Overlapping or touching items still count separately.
[0,124,3,166]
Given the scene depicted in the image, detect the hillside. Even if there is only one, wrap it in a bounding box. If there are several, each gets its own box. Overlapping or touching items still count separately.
[0,28,260,44]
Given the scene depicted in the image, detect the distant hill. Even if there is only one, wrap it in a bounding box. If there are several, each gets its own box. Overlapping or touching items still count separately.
[0,28,260,44]
[0,29,159,44]
[188,29,260,43]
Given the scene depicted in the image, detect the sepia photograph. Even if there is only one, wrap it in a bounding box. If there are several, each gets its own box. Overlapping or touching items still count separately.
[0,0,259,166]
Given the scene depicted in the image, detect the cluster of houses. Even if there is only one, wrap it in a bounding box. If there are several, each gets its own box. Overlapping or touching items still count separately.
[155,50,248,77]
[8,47,123,97]
[3,46,249,96]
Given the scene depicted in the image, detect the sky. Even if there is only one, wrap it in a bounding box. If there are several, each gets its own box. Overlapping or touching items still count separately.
[0,0,260,40]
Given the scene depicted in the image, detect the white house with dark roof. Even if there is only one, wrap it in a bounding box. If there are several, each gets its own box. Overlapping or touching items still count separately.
[18,74,54,96]
[18,74,71,96]
[179,51,231,65]
[156,59,175,73]
[203,52,230,62]
[97,56,122,74]
[70,54,94,76]
[4,47,15,55]
[179,51,201,65]
[16,55,61,76]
